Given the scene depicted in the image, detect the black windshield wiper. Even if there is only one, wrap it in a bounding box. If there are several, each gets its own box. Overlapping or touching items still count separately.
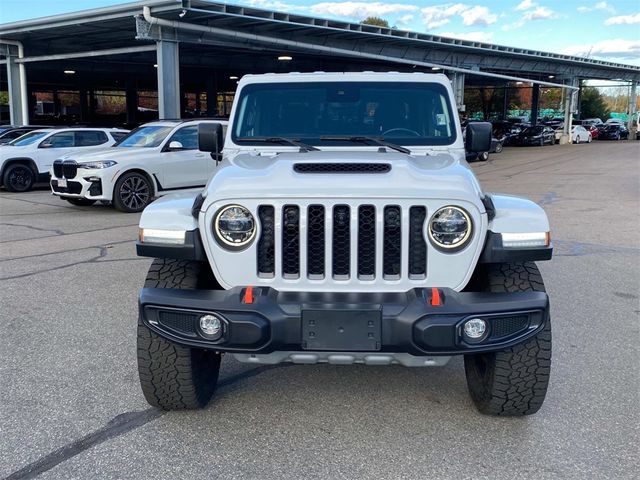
[235,136,319,152]
[320,136,411,154]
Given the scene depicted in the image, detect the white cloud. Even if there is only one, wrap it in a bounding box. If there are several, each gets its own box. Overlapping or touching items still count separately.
[439,30,494,42]
[460,6,497,26]
[245,0,300,11]
[559,39,640,59]
[421,3,468,29]
[515,0,536,11]
[420,3,497,29]
[396,14,415,27]
[522,6,558,20]
[578,2,615,13]
[604,12,640,25]
[310,2,417,20]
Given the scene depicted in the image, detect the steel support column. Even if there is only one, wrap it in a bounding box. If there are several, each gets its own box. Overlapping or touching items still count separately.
[627,82,637,133]
[156,40,180,119]
[502,84,509,120]
[561,78,578,144]
[531,83,540,126]
[449,72,465,111]
[5,51,28,125]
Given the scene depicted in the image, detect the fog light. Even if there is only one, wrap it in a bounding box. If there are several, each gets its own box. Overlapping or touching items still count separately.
[463,318,487,340]
[199,314,223,339]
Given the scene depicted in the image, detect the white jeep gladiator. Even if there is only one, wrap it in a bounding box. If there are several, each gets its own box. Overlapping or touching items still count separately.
[136,72,553,416]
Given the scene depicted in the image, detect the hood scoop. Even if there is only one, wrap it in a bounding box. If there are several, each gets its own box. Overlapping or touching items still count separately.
[293,163,391,174]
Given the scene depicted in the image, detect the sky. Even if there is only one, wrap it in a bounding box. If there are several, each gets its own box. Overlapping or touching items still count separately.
[1,0,639,66]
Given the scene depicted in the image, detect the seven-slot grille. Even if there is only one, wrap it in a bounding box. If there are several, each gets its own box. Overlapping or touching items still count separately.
[256,204,428,281]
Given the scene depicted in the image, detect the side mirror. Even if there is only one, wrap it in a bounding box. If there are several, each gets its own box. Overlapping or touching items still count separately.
[40,142,53,148]
[198,123,223,162]
[465,122,492,152]
[168,141,183,150]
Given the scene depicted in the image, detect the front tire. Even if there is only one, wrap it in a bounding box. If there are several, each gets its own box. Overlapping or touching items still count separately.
[478,151,489,161]
[464,262,552,416]
[494,142,503,153]
[66,198,96,207]
[113,171,153,213]
[3,163,35,192]
[575,135,580,144]
[137,259,222,410]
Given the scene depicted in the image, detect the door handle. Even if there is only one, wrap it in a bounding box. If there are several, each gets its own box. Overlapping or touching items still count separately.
[195,153,205,157]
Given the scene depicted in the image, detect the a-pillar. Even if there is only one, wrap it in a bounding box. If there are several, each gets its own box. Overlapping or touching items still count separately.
[5,45,29,125]
[156,40,180,119]
[531,83,540,125]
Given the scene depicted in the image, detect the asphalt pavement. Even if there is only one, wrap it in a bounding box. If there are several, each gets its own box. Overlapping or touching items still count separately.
[1,140,638,479]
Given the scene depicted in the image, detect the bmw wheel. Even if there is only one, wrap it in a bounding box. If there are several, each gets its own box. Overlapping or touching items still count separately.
[113,172,153,213]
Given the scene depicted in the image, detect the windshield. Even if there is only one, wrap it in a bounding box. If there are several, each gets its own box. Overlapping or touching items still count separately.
[114,125,174,148]
[232,81,457,146]
[8,131,50,146]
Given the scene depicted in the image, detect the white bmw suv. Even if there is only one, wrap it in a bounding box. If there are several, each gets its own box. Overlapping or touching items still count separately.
[0,127,128,192]
[50,119,228,212]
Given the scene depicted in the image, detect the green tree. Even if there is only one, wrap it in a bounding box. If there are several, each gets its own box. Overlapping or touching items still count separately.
[361,16,390,28]
[580,87,610,120]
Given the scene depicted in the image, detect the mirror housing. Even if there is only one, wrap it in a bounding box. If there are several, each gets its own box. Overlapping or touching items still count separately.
[39,142,53,149]
[198,123,223,161]
[465,122,492,153]
[168,141,183,150]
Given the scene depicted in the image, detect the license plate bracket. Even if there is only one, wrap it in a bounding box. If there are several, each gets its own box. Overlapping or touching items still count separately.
[301,309,381,351]
[58,178,67,188]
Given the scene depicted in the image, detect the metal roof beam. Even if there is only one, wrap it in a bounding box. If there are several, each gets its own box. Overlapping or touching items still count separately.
[13,45,157,63]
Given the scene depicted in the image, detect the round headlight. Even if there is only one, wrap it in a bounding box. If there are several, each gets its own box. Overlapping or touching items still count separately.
[428,206,472,250]
[214,204,256,249]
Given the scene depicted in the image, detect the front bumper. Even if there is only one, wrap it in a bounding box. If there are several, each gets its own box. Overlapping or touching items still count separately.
[50,174,107,200]
[139,287,549,357]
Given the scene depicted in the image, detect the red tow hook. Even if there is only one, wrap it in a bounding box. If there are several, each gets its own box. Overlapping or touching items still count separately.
[243,286,254,304]
[430,287,442,306]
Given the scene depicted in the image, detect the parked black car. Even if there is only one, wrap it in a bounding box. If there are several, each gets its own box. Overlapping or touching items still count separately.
[515,125,555,146]
[0,126,49,145]
[598,124,629,140]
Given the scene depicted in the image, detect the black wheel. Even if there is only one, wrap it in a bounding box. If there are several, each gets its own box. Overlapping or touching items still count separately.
[138,258,222,410]
[464,262,552,416]
[3,163,35,192]
[113,171,152,213]
[575,135,580,144]
[66,198,96,207]
[478,151,489,161]
[539,138,544,146]
[494,142,503,153]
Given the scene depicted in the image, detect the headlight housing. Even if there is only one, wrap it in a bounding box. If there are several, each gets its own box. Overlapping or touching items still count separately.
[213,204,256,249]
[428,206,472,250]
[78,160,117,169]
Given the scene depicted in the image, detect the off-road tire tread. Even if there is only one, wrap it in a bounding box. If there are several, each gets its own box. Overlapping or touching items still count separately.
[464,262,551,416]
[137,258,220,410]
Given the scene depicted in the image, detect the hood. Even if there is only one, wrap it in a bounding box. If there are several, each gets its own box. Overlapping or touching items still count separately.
[62,146,150,162]
[203,150,484,208]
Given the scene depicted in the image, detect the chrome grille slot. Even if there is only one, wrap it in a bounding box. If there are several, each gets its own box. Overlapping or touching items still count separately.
[257,206,275,276]
[332,205,351,279]
[307,205,325,278]
[409,206,427,278]
[383,206,402,279]
[281,205,300,278]
[357,205,376,279]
